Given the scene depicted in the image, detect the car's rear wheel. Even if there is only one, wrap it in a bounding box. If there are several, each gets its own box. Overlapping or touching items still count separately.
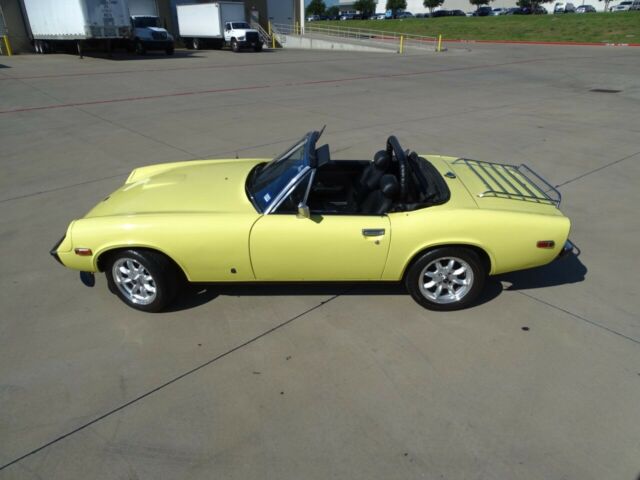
[405,247,486,311]
[105,249,179,312]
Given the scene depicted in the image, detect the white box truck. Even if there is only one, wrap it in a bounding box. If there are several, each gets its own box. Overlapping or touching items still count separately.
[177,2,262,52]
[22,0,131,54]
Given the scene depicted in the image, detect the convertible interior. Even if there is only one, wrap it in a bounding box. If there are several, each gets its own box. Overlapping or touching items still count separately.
[276,136,451,216]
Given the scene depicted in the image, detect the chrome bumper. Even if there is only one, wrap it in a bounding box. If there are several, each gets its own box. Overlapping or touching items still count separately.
[558,240,579,259]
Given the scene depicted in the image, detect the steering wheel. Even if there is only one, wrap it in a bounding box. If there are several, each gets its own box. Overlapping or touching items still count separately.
[386,135,408,201]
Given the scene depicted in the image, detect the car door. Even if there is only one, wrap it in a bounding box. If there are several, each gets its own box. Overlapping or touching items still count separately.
[250,214,390,281]
[249,172,391,281]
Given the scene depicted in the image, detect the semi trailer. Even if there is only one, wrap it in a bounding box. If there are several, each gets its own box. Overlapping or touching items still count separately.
[22,0,131,54]
[21,0,174,55]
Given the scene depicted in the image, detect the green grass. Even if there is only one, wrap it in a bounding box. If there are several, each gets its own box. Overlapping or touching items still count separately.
[320,12,640,44]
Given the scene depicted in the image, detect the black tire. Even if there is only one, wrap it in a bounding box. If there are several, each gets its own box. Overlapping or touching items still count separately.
[404,247,486,311]
[134,39,146,55]
[231,39,239,52]
[192,38,200,50]
[254,43,263,52]
[104,249,181,313]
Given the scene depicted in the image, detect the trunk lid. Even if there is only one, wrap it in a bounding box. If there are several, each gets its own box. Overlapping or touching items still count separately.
[447,157,563,216]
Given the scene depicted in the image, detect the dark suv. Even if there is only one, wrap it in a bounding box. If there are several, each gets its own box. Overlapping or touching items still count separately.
[473,6,494,15]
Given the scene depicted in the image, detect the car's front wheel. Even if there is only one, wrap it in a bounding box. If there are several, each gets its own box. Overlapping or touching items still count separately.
[405,247,486,311]
[105,249,180,312]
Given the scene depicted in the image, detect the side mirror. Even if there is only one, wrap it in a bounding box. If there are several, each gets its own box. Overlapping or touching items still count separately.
[297,202,310,219]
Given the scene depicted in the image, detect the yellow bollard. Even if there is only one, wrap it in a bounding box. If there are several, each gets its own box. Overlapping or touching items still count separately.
[272,32,276,49]
[399,35,404,54]
[2,35,12,56]
[437,34,442,52]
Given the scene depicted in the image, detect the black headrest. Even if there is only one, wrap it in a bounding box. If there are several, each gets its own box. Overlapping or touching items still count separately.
[380,174,399,199]
[373,150,390,170]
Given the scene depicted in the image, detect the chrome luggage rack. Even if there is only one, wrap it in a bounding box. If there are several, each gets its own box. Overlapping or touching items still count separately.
[453,158,561,206]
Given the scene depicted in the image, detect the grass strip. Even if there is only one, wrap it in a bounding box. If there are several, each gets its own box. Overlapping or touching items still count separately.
[320,13,640,44]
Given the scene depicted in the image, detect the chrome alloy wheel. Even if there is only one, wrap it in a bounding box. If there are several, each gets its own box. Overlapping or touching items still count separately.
[419,256,474,304]
[112,258,157,305]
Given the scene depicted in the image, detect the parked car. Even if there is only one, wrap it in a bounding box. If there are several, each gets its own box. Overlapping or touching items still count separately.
[576,4,596,12]
[554,2,576,12]
[431,10,451,17]
[610,0,633,10]
[397,11,415,18]
[491,7,509,14]
[631,0,640,10]
[307,15,320,22]
[473,6,494,15]
[511,5,547,14]
[504,7,521,13]
[451,9,467,16]
[51,129,574,313]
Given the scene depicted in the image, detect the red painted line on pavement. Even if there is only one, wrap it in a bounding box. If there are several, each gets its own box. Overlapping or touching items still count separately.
[447,38,640,47]
[0,55,387,82]
[0,58,578,115]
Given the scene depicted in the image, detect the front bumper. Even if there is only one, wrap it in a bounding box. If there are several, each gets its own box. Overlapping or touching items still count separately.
[141,40,174,50]
[236,39,262,48]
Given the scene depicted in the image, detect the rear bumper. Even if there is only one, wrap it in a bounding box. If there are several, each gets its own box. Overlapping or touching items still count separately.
[558,240,579,259]
[50,236,65,265]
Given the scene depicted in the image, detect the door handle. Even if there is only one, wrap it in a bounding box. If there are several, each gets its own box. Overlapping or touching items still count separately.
[362,228,385,237]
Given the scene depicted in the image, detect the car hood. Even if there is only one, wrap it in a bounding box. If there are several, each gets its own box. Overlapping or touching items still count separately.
[84,159,264,218]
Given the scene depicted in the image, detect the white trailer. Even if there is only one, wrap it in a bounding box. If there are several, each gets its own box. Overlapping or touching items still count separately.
[22,0,131,54]
[177,2,262,52]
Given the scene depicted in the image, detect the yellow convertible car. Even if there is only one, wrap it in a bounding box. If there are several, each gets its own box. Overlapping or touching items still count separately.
[51,129,574,312]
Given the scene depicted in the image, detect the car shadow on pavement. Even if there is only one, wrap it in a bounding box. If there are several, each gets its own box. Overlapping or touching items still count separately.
[167,254,586,312]
[495,253,587,291]
[167,279,505,313]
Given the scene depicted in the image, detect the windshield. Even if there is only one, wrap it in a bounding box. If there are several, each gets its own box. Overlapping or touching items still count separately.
[133,17,159,28]
[248,139,309,212]
[232,22,250,29]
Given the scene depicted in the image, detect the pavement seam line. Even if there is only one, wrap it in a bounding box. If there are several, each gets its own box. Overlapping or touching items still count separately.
[516,291,640,345]
[555,150,640,188]
[0,293,342,472]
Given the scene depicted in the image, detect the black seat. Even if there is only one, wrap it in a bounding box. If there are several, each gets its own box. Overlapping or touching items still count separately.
[353,150,390,204]
[360,175,399,215]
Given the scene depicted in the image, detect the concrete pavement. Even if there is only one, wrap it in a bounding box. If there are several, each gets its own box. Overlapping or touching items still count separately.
[1,45,639,479]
